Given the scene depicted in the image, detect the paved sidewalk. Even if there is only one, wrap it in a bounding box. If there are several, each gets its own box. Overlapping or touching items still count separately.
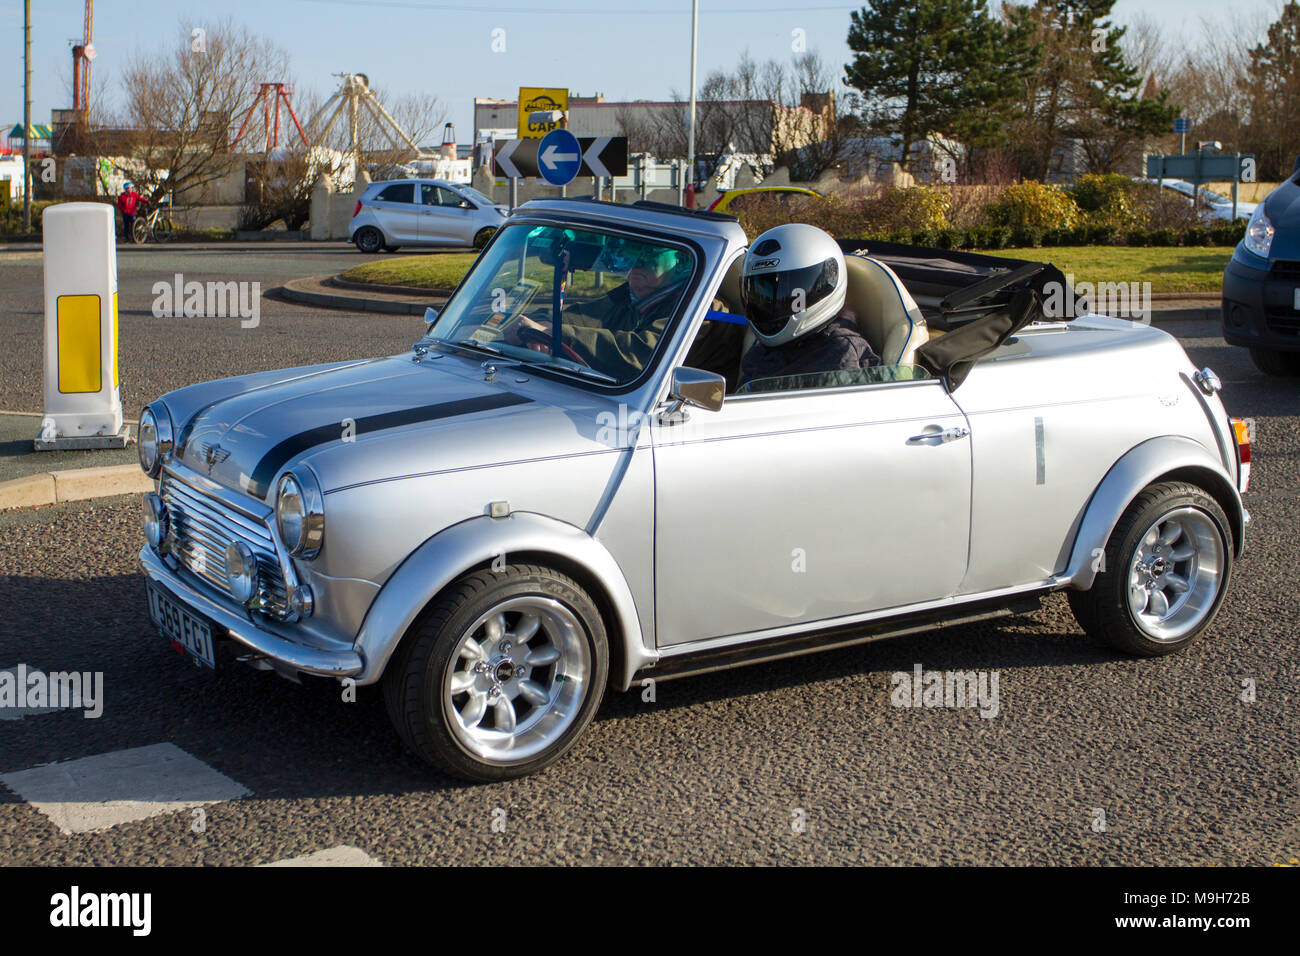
[0,413,149,511]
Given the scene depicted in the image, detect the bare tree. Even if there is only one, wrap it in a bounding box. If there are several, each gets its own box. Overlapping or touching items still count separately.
[117,18,290,205]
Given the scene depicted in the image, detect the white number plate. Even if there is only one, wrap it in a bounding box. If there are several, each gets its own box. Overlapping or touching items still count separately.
[148,582,216,668]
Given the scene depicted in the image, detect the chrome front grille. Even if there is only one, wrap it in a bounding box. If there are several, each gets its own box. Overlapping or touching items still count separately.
[161,471,290,616]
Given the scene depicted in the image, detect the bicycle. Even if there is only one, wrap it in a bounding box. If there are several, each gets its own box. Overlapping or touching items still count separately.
[131,202,176,244]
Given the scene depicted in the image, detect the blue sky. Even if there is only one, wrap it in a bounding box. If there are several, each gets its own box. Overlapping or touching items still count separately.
[1,0,1286,143]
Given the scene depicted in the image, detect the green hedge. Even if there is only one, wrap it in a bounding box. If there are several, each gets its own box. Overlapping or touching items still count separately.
[869,219,1244,251]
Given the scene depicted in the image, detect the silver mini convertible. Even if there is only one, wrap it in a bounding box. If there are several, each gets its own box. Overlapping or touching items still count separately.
[138,198,1252,780]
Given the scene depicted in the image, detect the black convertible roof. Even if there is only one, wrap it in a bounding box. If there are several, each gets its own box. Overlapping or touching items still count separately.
[837,239,1078,390]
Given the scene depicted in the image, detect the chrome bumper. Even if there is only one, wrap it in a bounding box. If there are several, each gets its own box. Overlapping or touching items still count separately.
[139,545,363,678]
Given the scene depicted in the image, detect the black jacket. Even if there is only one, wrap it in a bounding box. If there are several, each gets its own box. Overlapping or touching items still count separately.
[741,317,881,385]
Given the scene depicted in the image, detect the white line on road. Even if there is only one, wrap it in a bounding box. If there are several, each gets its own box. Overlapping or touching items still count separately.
[261,845,384,867]
[0,742,250,834]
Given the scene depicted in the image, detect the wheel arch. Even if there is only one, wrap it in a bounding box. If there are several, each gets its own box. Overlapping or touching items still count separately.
[352,512,655,691]
[1064,436,1244,590]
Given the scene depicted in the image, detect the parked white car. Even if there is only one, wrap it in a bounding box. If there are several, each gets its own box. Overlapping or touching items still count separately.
[1143,178,1258,222]
[349,179,507,253]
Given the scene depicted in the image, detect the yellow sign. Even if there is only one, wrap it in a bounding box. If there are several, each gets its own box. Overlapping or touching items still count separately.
[518,88,569,138]
[56,294,102,394]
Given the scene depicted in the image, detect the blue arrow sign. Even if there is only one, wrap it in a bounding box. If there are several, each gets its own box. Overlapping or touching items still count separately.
[1173,118,1192,134]
[537,128,582,186]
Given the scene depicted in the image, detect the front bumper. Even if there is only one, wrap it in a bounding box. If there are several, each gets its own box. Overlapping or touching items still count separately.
[139,545,363,679]
[1222,252,1300,350]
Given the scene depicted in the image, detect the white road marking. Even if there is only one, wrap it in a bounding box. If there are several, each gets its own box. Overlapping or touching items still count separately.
[0,742,250,834]
[261,845,383,867]
[0,665,68,720]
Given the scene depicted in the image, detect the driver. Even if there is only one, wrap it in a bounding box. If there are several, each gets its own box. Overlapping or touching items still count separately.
[505,241,689,379]
[739,223,880,386]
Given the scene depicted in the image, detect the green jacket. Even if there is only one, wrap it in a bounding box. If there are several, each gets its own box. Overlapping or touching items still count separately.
[559,281,683,381]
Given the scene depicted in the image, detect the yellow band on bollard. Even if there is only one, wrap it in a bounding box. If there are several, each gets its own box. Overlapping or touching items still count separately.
[56,294,102,394]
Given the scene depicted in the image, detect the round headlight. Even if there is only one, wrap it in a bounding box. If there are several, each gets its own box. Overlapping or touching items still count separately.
[142,492,168,551]
[224,541,258,605]
[137,404,174,478]
[276,469,324,558]
[138,408,159,476]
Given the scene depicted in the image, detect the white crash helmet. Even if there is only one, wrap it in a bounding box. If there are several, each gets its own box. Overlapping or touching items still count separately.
[740,223,846,346]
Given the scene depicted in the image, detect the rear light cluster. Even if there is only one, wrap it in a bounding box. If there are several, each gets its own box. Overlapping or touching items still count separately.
[353,201,363,217]
[1230,417,1251,492]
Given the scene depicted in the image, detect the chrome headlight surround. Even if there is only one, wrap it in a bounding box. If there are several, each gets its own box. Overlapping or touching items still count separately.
[275,468,325,559]
[137,403,174,478]
[1243,205,1274,259]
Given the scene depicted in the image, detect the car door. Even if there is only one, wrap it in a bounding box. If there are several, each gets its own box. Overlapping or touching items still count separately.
[419,184,475,245]
[651,375,973,647]
[370,182,419,242]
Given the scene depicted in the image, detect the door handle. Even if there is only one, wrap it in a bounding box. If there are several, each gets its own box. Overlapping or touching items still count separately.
[907,426,969,444]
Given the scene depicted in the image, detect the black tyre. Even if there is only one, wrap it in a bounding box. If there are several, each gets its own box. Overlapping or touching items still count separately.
[1248,347,1300,376]
[131,218,148,244]
[382,564,609,781]
[472,227,496,251]
[154,218,176,242]
[353,226,384,254]
[1068,481,1233,657]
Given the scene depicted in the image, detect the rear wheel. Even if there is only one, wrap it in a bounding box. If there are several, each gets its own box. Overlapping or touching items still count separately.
[383,564,608,781]
[131,218,148,244]
[353,226,384,254]
[1249,347,1300,376]
[1068,481,1232,656]
[154,218,176,242]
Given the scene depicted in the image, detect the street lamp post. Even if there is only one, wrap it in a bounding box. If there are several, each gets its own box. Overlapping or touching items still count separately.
[685,0,698,209]
[23,0,33,233]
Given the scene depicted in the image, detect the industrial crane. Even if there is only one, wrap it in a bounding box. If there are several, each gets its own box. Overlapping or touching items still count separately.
[71,0,94,113]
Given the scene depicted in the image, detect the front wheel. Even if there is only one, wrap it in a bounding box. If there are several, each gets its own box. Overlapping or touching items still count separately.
[1068,481,1233,656]
[472,227,496,251]
[383,564,609,781]
[1248,347,1300,377]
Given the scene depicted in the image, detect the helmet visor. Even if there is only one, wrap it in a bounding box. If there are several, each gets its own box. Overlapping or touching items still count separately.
[741,258,840,337]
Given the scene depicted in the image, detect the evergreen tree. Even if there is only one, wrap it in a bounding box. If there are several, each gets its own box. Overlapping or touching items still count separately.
[1244,1,1300,180]
[844,0,1031,172]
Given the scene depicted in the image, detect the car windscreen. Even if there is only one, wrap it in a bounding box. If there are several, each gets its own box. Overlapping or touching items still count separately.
[458,185,496,207]
[427,223,697,387]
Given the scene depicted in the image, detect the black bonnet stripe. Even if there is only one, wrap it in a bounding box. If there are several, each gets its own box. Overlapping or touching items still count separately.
[248,393,531,498]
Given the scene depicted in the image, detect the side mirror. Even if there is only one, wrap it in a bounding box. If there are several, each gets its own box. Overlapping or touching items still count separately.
[665,366,725,419]
[424,306,439,335]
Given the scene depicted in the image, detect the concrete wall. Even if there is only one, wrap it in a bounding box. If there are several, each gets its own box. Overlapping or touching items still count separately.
[310,171,371,241]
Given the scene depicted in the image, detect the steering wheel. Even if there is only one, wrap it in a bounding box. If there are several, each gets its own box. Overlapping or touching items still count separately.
[517,326,592,367]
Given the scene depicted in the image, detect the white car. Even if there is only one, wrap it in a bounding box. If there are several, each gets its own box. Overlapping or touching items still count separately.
[1144,178,1258,222]
[349,179,508,253]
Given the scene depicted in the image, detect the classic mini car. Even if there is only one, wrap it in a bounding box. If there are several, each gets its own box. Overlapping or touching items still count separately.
[138,198,1251,781]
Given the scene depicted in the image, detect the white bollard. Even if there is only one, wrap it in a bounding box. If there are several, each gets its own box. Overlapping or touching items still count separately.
[35,202,130,450]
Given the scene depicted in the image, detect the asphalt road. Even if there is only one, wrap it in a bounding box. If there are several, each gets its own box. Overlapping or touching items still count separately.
[0,244,1296,865]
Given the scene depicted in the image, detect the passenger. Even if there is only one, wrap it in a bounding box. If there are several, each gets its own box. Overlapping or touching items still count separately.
[739,224,881,386]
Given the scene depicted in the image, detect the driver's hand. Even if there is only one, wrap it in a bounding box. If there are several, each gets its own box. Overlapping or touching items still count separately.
[505,315,549,345]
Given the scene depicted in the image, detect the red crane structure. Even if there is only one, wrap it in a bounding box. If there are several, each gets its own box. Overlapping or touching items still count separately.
[71,0,94,113]
[230,83,309,152]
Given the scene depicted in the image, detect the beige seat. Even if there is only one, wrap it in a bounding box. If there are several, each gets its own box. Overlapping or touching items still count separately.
[720,253,929,370]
